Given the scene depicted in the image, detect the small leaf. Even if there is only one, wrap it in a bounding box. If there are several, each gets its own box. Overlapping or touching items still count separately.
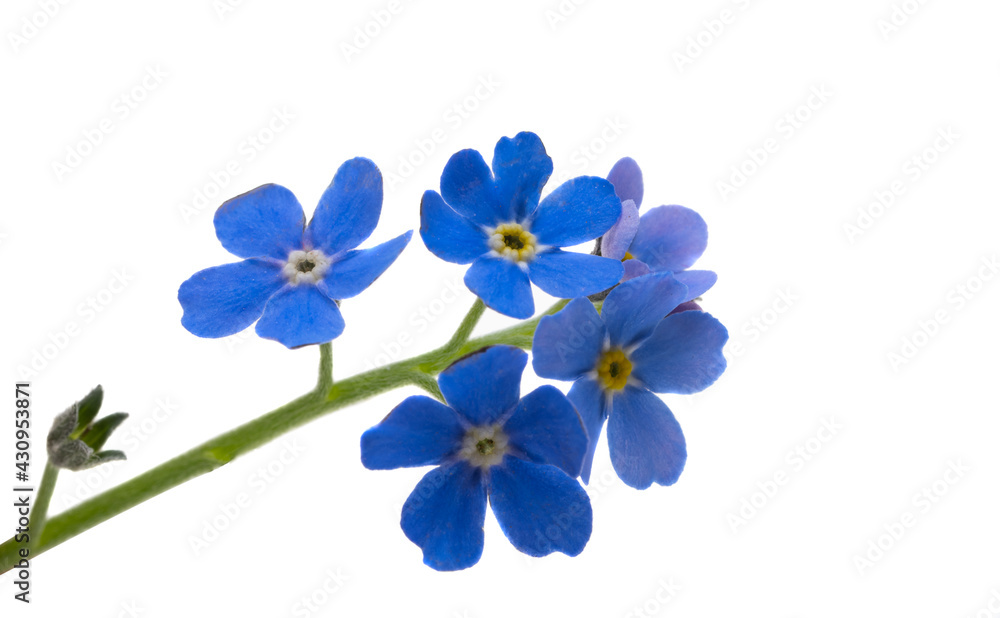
[72,385,104,438]
[81,412,129,451]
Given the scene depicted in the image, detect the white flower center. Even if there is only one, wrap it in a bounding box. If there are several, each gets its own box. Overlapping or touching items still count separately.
[488,223,537,263]
[459,424,508,469]
[283,249,331,285]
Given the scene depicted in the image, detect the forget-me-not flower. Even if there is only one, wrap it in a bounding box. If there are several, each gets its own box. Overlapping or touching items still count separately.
[532,272,728,489]
[600,157,717,302]
[361,345,592,571]
[420,132,624,318]
[179,158,411,349]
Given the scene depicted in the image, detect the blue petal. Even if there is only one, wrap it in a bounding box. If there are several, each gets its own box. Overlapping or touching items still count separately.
[601,199,640,260]
[567,378,608,484]
[361,396,465,470]
[420,190,488,264]
[607,387,686,489]
[601,271,688,349]
[464,255,534,318]
[630,205,708,273]
[320,231,412,300]
[673,269,717,301]
[440,149,502,227]
[401,463,487,571]
[630,310,728,394]
[438,345,527,426]
[214,184,305,260]
[606,157,644,208]
[527,250,623,298]
[503,386,587,477]
[178,259,285,338]
[532,298,605,381]
[492,132,553,222]
[529,176,621,247]
[306,158,383,254]
[621,258,651,282]
[488,456,593,557]
[254,284,345,348]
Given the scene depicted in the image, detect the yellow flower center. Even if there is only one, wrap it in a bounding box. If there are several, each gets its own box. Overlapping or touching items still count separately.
[488,223,537,263]
[597,348,632,391]
[622,251,634,261]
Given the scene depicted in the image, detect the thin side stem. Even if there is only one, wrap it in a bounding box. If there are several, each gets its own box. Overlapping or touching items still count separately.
[28,462,59,546]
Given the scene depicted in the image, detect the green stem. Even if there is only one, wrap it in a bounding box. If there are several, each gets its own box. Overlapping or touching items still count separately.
[0,298,571,574]
[28,463,59,546]
[315,342,333,395]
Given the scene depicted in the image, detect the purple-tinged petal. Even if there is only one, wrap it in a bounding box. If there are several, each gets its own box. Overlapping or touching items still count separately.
[320,231,411,300]
[529,176,621,247]
[438,345,527,426]
[441,149,502,227]
[673,270,717,301]
[464,255,534,318]
[503,386,587,477]
[493,132,553,222]
[254,284,345,348]
[668,300,702,315]
[401,463,487,571]
[567,377,608,485]
[601,272,688,349]
[527,250,623,299]
[179,259,285,338]
[631,310,728,394]
[306,158,383,254]
[214,184,305,260]
[532,298,605,381]
[621,258,651,282]
[601,199,640,260]
[607,387,686,489]
[361,396,465,470]
[630,205,708,273]
[488,456,592,557]
[420,190,489,264]
[606,157,644,208]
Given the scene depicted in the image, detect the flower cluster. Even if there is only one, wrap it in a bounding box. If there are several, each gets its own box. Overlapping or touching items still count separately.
[178,132,729,571]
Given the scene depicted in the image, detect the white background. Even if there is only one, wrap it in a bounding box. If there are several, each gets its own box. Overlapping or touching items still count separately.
[2,1,999,616]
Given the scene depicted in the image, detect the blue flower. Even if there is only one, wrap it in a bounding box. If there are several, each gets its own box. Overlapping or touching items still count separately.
[600,157,717,302]
[420,132,624,319]
[532,272,728,489]
[178,158,411,349]
[361,345,592,571]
